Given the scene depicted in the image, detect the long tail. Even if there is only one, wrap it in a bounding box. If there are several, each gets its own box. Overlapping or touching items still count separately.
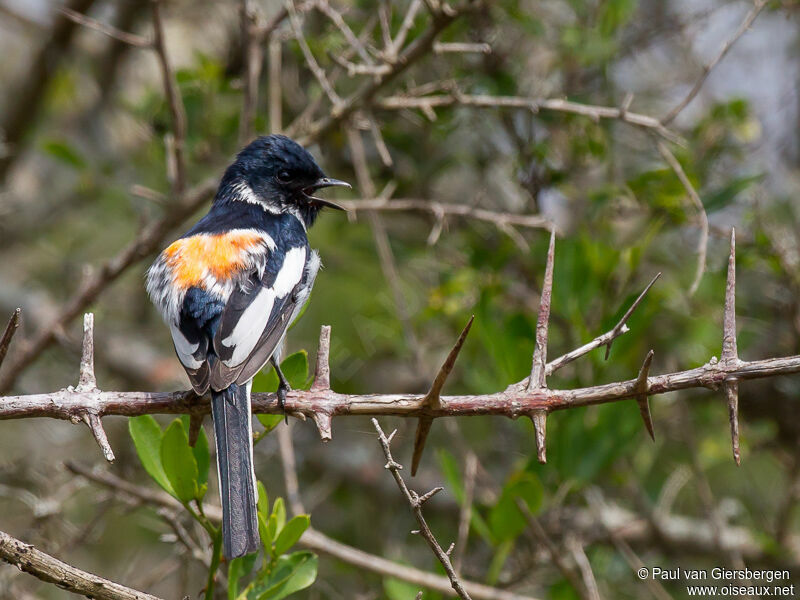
[211,381,260,558]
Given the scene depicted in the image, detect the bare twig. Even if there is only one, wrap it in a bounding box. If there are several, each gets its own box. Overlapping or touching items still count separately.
[341,197,553,232]
[433,42,491,54]
[661,0,768,125]
[376,94,683,145]
[0,529,162,600]
[278,421,306,516]
[516,498,589,600]
[372,419,473,600]
[287,0,342,106]
[565,536,602,600]
[67,463,537,600]
[151,0,188,196]
[59,6,151,47]
[656,141,708,295]
[239,0,264,144]
[453,452,477,574]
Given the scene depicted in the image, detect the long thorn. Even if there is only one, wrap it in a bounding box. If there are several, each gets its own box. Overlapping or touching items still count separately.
[0,308,21,370]
[635,350,656,441]
[605,272,661,360]
[411,316,474,476]
[723,229,740,465]
[529,230,556,391]
[531,410,547,463]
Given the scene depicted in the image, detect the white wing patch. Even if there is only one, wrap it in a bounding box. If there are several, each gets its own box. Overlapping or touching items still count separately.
[220,246,307,367]
[170,323,202,369]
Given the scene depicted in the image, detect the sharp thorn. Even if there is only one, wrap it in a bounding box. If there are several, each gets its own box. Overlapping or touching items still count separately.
[426,315,474,405]
[725,380,741,466]
[529,230,556,390]
[410,417,433,476]
[605,272,661,360]
[722,229,738,363]
[530,410,547,463]
[635,350,656,440]
[0,308,21,370]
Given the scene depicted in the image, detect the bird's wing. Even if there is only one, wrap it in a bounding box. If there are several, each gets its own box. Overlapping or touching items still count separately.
[169,314,211,395]
[211,245,310,391]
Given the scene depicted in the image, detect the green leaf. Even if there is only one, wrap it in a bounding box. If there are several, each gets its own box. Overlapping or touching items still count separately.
[272,497,286,534]
[160,419,199,503]
[279,351,309,390]
[384,576,424,600]
[257,414,283,435]
[40,138,87,169]
[128,416,174,495]
[253,551,318,600]
[257,481,269,518]
[181,415,210,488]
[489,471,543,542]
[273,515,310,556]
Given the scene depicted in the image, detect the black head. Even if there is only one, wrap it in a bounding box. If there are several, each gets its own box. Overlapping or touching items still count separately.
[216,135,350,227]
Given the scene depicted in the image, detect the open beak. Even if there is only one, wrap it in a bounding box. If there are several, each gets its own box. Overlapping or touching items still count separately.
[303,177,351,211]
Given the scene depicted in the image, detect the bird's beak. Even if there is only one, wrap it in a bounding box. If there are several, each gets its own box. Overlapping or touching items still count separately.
[303,177,351,211]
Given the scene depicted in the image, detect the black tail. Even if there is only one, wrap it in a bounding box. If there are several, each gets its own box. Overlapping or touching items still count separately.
[211,382,260,558]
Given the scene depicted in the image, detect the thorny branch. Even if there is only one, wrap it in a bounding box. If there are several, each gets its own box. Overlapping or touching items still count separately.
[66,462,538,600]
[0,230,793,476]
[372,419,473,600]
[0,528,162,600]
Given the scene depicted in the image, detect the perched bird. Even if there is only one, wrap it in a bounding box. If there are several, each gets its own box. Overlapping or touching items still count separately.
[146,135,349,558]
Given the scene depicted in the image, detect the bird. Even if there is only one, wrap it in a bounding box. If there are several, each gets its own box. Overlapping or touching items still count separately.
[146,134,349,558]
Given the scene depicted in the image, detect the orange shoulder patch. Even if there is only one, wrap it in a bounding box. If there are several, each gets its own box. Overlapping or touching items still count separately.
[164,231,265,289]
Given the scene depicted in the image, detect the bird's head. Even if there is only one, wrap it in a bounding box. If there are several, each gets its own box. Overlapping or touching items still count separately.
[218,134,350,226]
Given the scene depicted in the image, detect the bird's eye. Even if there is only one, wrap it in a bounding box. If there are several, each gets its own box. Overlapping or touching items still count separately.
[276,170,291,183]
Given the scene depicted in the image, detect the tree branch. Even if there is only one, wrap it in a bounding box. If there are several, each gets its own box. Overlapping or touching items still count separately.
[66,462,539,600]
[0,529,162,600]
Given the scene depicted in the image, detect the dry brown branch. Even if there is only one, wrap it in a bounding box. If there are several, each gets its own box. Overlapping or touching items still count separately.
[453,452,477,574]
[516,498,589,600]
[292,0,479,144]
[59,6,151,47]
[239,0,264,144]
[656,141,708,296]
[340,197,553,233]
[565,536,601,600]
[375,94,683,145]
[661,0,768,125]
[66,462,538,600]
[372,419,473,600]
[3,230,798,473]
[0,529,162,600]
[151,0,188,196]
[287,0,342,106]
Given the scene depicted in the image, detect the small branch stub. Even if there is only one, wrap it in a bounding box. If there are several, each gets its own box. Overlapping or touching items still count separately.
[75,313,114,463]
[312,325,332,391]
[411,315,474,475]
